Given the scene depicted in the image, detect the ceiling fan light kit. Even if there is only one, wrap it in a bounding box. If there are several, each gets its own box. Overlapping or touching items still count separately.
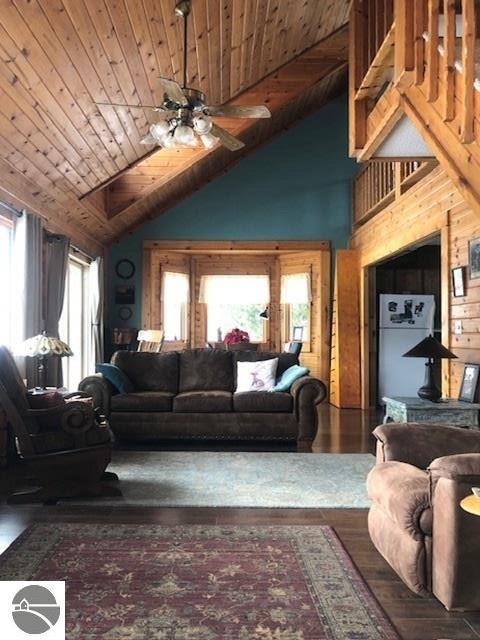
[97,0,271,153]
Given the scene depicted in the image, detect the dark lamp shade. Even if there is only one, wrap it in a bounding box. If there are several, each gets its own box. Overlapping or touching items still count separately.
[402,335,457,360]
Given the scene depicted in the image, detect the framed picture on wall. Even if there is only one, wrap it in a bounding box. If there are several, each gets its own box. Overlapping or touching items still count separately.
[451,267,465,297]
[469,237,480,279]
[458,363,480,403]
[115,285,135,305]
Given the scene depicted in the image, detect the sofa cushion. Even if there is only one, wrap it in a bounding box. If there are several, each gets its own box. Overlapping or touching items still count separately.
[111,392,174,412]
[173,391,233,413]
[233,391,293,413]
[179,349,234,392]
[236,358,278,393]
[233,351,298,386]
[111,351,179,393]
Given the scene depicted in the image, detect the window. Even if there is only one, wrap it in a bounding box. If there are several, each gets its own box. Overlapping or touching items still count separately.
[60,257,90,390]
[162,271,189,341]
[281,272,311,343]
[0,217,13,347]
[199,275,270,343]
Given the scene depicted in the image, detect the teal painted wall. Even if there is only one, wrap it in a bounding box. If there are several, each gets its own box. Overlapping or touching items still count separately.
[108,94,356,329]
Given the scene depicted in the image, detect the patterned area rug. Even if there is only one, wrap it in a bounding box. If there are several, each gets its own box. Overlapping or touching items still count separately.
[0,523,399,639]
[72,451,374,508]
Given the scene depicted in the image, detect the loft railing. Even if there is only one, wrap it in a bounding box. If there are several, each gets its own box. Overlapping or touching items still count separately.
[353,160,436,227]
[409,0,478,144]
[351,0,479,154]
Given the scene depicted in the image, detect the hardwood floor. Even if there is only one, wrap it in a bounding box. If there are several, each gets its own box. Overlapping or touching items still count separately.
[0,405,478,640]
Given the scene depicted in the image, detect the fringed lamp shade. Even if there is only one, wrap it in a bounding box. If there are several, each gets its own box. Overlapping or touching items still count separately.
[18,334,73,358]
[16,332,73,389]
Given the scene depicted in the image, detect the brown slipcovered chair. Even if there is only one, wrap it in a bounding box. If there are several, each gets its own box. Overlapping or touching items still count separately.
[0,346,120,504]
[367,422,480,611]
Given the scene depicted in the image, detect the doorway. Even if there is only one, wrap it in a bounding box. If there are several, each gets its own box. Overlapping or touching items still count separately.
[371,238,441,406]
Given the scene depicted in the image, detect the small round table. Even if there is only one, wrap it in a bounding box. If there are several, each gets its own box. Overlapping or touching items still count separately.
[460,494,480,516]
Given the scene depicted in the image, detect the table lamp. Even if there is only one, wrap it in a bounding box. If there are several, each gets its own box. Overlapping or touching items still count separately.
[402,335,457,402]
[16,331,73,389]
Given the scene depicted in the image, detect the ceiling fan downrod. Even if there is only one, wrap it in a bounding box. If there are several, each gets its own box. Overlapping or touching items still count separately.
[175,0,191,90]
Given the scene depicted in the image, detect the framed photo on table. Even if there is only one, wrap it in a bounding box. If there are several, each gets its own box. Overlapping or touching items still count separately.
[292,326,304,341]
[458,363,480,403]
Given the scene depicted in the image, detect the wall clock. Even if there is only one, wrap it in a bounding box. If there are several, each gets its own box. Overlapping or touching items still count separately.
[115,259,135,280]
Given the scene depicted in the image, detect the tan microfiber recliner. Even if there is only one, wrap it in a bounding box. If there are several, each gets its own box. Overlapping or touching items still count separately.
[367,422,480,611]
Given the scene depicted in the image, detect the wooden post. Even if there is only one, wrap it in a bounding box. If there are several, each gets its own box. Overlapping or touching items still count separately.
[414,1,425,85]
[394,0,415,82]
[426,0,440,102]
[349,0,367,155]
[461,0,475,143]
[443,0,456,122]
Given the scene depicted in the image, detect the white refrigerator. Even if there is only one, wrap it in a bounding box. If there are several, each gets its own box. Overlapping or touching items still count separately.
[378,294,436,401]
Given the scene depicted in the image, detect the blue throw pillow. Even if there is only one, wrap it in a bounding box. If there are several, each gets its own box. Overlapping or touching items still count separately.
[271,365,309,392]
[95,363,134,394]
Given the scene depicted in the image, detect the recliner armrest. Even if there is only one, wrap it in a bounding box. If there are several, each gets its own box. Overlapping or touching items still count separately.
[373,422,480,469]
[429,453,480,484]
[290,376,327,444]
[78,374,115,417]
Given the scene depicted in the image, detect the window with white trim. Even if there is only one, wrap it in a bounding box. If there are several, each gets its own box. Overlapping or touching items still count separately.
[199,274,270,343]
[60,256,90,390]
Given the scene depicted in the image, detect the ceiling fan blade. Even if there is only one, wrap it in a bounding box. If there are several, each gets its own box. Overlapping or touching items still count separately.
[96,101,162,110]
[206,105,271,118]
[139,133,158,145]
[210,123,245,151]
[158,77,189,106]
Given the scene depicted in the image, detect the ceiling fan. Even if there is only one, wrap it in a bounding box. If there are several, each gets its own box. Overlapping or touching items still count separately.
[95,0,271,151]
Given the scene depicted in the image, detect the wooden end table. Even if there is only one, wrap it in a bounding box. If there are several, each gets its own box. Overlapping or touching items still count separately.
[382,396,480,428]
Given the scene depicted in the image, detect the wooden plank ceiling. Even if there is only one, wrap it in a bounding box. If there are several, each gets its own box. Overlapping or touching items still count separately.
[0,0,350,254]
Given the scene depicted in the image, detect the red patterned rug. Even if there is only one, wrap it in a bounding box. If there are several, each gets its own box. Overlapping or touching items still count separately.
[0,524,399,639]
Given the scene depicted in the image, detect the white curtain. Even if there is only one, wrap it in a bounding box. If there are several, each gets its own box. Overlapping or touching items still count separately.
[280,272,312,304]
[198,275,270,305]
[89,257,104,369]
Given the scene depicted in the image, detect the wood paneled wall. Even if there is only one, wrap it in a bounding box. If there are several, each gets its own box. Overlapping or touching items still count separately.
[350,165,479,406]
[142,242,330,384]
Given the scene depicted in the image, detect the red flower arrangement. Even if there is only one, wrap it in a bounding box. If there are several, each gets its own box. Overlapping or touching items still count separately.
[224,327,250,345]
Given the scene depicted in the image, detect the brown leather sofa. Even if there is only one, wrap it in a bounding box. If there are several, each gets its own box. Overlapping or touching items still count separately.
[367,422,480,611]
[79,349,326,448]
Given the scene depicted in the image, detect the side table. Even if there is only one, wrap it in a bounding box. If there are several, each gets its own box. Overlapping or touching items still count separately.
[383,396,480,428]
[460,495,480,516]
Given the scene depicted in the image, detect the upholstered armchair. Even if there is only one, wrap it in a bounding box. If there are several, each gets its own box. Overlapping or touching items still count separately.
[0,346,120,504]
[367,422,480,611]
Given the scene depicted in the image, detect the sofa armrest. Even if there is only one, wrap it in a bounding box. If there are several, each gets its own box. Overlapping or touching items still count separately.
[290,376,327,445]
[373,422,480,469]
[78,374,115,417]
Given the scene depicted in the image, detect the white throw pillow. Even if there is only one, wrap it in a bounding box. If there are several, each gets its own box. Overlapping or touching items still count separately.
[236,358,279,393]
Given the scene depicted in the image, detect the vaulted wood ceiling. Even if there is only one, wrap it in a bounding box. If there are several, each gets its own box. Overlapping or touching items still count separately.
[0,0,350,254]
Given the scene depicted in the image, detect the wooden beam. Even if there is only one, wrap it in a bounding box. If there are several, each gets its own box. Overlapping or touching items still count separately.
[442,0,456,122]
[460,0,475,143]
